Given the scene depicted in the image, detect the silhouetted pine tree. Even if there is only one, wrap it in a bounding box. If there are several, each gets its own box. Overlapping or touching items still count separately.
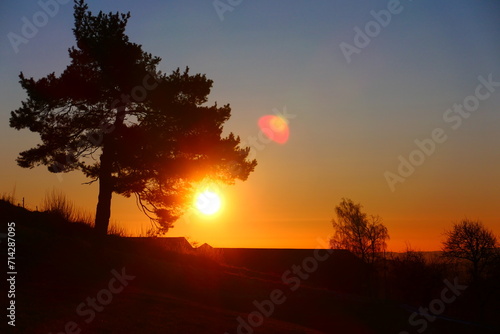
[10,0,256,235]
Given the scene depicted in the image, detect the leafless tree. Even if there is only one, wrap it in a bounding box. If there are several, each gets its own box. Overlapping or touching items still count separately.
[330,198,389,265]
[442,219,498,281]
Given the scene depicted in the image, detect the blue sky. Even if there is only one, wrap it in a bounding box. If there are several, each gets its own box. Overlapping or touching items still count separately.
[1,0,499,249]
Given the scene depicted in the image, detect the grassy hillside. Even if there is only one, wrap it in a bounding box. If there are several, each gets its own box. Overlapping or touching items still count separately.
[1,200,497,333]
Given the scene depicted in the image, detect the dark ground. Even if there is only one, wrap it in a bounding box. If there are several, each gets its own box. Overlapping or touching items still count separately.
[1,201,498,334]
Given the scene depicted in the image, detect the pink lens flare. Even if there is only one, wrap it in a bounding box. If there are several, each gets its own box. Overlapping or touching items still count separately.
[258,115,290,144]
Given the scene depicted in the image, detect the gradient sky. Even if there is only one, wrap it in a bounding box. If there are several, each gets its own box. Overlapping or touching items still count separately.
[1,0,499,251]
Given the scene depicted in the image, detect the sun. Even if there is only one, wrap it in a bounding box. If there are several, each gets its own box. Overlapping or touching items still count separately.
[195,190,222,215]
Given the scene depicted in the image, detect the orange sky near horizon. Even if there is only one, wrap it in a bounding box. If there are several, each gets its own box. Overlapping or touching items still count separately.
[1,1,500,252]
[3,153,499,253]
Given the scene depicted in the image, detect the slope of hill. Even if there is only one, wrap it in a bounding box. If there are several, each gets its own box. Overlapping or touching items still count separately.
[2,200,494,333]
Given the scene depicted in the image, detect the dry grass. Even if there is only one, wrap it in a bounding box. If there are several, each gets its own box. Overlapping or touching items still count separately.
[42,189,82,222]
[1,185,17,205]
[41,189,127,236]
[108,220,127,237]
[138,225,163,238]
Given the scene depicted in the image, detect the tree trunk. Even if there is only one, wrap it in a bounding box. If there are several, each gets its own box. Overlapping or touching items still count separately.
[473,260,479,282]
[94,109,125,235]
[94,136,114,236]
